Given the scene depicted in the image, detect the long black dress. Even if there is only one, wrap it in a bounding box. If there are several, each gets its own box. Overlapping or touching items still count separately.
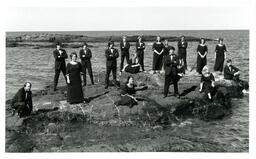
[201,73,215,94]
[66,62,84,104]
[152,42,164,71]
[196,44,208,74]
[214,44,227,72]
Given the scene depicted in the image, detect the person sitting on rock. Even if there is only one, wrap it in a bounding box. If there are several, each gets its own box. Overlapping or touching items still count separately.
[121,52,140,74]
[224,59,249,90]
[115,76,147,108]
[199,66,215,100]
[11,82,33,117]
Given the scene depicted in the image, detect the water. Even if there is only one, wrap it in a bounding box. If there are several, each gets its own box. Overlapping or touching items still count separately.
[6,30,249,152]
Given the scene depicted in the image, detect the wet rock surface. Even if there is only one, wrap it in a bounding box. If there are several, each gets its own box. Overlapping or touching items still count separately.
[5,71,248,152]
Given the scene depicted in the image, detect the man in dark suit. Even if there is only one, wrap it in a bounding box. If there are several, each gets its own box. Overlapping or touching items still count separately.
[177,36,188,70]
[105,41,119,89]
[53,42,68,91]
[136,36,146,72]
[79,42,94,86]
[120,36,130,73]
[224,59,249,90]
[224,59,240,81]
[11,82,33,117]
[163,46,180,98]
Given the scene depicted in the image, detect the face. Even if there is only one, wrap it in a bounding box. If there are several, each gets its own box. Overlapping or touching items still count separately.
[110,44,114,48]
[169,49,174,55]
[181,37,184,41]
[123,37,126,42]
[164,40,168,45]
[24,83,31,91]
[128,77,134,85]
[201,39,205,44]
[71,54,77,62]
[83,45,87,49]
[56,45,60,50]
[138,38,142,42]
[219,40,223,44]
[157,36,160,42]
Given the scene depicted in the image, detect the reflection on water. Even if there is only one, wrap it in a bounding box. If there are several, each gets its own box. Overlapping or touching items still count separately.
[6,30,249,152]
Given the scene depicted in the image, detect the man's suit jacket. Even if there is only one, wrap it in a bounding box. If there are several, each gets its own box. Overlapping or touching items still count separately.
[177,40,188,55]
[12,87,33,112]
[79,48,92,65]
[120,41,130,54]
[164,54,179,76]
[53,49,68,70]
[105,48,119,67]
[224,65,239,80]
[136,42,145,54]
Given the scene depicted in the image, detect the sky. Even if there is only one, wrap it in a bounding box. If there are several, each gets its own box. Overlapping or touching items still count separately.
[5,6,251,31]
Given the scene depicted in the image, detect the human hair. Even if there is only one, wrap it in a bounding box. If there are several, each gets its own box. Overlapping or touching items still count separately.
[202,65,209,75]
[24,82,32,88]
[126,76,134,84]
[70,52,77,59]
[218,38,224,43]
[226,59,232,63]
[169,46,175,51]
[56,42,61,46]
[82,42,88,47]
[108,41,114,47]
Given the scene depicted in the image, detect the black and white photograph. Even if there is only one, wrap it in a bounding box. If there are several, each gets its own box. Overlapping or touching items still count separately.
[2,0,256,158]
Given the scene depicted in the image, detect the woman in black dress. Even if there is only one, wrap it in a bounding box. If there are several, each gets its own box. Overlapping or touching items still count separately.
[196,38,208,74]
[152,36,164,73]
[214,38,227,74]
[115,76,147,108]
[66,52,85,104]
[122,52,140,74]
[199,66,215,100]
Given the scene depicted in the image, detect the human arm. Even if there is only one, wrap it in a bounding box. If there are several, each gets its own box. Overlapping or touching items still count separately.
[60,49,68,59]
[84,49,92,59]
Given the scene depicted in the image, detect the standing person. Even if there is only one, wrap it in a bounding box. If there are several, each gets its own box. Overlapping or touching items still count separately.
[177,36,188,70]
[120,36,130,74]
[136,36,146,72]
[196,38,208,74]
[105,41,119,89]
[163,39,171,71]
[214,38,227,74]
[79,42,94,86]
[163,46,180,98]
[152,36,164,73]
[199,66,215,100]
[11,82,33,117]
[66,52,85,104]
[53,42,68,91]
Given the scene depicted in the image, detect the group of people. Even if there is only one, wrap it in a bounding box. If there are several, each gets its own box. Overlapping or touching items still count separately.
[10,35,248,117]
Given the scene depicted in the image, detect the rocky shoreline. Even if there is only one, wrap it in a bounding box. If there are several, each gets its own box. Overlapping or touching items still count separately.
[5,70,248,152]
[6,33,215,48]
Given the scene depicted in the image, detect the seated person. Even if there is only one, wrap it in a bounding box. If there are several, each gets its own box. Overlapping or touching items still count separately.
[199,66,215,100]
[115,76,147,108]
[121,52,140,74]
[11,82,33,117]
[224,59,249,90]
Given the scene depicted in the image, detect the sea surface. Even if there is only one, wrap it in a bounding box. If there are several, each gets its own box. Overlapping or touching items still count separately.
[6,30,249,151]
